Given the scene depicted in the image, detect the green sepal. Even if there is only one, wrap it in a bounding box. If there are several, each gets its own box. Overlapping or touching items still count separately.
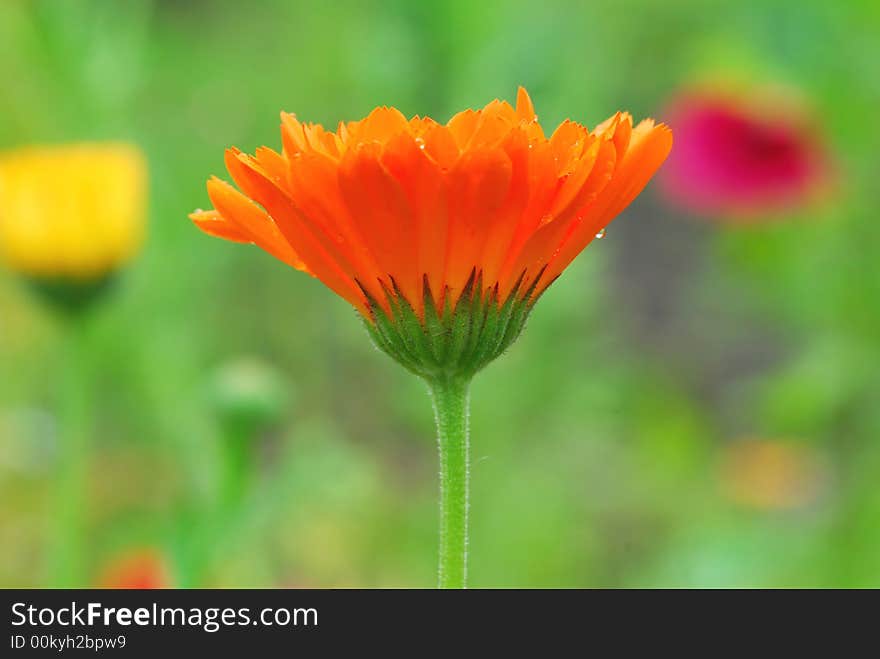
[24,273,116,316]
[444,270,478,368]
[421,275,449,365]
[359,269,540,381]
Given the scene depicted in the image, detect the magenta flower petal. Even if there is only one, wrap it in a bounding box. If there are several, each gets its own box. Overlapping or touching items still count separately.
[659,89,831,218]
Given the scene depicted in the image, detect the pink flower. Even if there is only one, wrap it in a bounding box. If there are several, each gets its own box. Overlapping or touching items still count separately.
[659,88,831,219]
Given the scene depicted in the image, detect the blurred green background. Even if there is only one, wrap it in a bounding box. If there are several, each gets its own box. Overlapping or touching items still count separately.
[1,0,879,588]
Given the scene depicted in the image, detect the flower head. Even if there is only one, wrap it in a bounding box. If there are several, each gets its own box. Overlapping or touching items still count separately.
[192,88,671,377]
[659,88,830,218]
[0,144,148,281]
[208,356,288,432]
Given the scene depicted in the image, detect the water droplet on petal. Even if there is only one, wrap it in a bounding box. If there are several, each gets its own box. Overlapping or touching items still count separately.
[595,228,606,239]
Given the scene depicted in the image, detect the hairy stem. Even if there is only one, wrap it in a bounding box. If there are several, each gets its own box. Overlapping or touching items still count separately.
[428,376,470,589]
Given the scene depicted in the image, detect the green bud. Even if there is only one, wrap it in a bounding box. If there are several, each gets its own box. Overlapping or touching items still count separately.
[207,357,289,433]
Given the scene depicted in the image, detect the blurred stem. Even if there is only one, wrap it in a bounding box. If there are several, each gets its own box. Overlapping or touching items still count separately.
[428,375,470,589]
[220,421,252,508]
[178,421,253,588]
[50,313,92,587]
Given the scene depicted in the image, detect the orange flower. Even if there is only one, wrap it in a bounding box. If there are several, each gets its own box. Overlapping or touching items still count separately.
[98,550,170,589]
[191,88,671,319]
[191,89,672,587]
[720,439,829,511]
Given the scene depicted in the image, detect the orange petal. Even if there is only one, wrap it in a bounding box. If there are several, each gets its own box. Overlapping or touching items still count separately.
[304,123,341,158]
[550,120,591,174]
[338,142,419,304]
[254,146,290,189]
[467,113,514,149]
[594,112,633,171]
[478,128,533,287]
[419,123,459,169]
[444,147,513,296]
[206,177,306,270]
[225,151,368,312]
[504,139,617,293]
[349,106,409,145]
[381,132,450,309]
[287,149,386,302]
[493,140,563,292]
[464,100,517,149]
[547,137,608,219]
[516,87,536,122]
[280,113,308,157]
[190,209,251,243]
[447,109,480,149]
[541,122,673,288]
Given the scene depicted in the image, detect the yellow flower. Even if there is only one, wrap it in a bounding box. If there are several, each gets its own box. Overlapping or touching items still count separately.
[0,143,147,281]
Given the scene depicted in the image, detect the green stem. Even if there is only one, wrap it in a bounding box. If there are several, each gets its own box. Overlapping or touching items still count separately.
[219,422,252,508]
[50,315,92,587]
[180,422,252,587]
[428,376,470,589]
